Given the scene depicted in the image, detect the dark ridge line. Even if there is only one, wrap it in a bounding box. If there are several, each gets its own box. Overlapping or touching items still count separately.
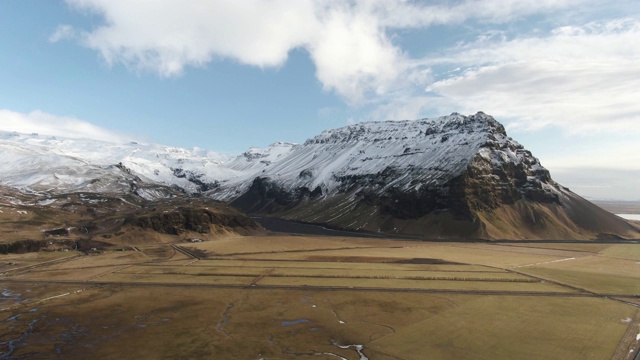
[138,263,506,273]
[252,216,640,244]
[171,244,200,260]
[211,245,403,257]
[0,254,83,276]
[1,278,638,298]
[113,271,538,283]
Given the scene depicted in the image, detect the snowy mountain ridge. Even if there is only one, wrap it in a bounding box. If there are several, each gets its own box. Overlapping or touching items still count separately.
[0,130,244,194]
[0,112,549,199]
[223,112,550,200]
[1,113,639,240]
[227,112,567,235]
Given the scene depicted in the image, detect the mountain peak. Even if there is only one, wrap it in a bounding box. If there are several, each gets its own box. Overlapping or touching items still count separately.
[2,114,637,240]
[228,113,638,240]
[305,112,507,147]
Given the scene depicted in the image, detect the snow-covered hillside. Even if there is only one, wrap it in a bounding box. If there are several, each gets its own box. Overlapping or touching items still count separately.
[1,113,638,240]
[0,112,555,199]
[225,112,547,198]
[225,111,555,213]
[226,112,639,240]
[0,131,243,194]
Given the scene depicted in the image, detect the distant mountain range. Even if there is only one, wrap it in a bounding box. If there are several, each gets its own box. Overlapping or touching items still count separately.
[1,112,638,240]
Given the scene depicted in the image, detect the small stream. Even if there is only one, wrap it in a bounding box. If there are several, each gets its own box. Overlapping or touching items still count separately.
[280,318,310,327]
[334,343,368,360]
[0,312,40,360]
[216,303,234,336]
[324,340,368,360]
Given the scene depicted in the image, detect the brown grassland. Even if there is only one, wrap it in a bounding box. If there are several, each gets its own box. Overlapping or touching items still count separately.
[1,233,640,359]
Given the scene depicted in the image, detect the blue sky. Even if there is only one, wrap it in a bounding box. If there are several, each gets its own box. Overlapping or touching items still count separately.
[0,0,639,200]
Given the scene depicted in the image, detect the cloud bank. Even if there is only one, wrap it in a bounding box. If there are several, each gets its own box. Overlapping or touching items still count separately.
[58,0,640,135]
[0,109,130,143]
[63,0,591,106]
[426,18,640,135]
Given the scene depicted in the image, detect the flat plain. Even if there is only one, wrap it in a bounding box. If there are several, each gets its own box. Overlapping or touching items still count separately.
[1,233,640,359]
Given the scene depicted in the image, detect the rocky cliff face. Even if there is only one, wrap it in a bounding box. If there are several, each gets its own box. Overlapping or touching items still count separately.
[126,204,259,235]
[228,113,639,240]
[0,186,262,251]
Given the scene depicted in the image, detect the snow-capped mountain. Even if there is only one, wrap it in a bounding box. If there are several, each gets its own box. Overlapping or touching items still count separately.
[212,142,297,199]
[0,131,244,195]
[1,113,638,240]
[226,112,639,240]
[226,112,548,200]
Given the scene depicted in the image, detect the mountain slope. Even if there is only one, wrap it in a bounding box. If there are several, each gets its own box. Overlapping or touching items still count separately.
[227,112,639,240]
[1,114,637,240]
[0,184,262,251]
[0,131,242,195]
[0,132,266,250]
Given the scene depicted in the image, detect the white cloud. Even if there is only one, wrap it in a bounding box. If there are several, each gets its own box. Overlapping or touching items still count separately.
[308,3,406,104]
[425,18,640,134]
[55,1,640,136]
[61,0,587,104]
[365,0,586,28]
[66,0,317,76]
[0,109,131,143]
[49,24,76,43]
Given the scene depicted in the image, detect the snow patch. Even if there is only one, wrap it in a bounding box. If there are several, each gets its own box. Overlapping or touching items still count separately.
[513,257,576,269]
[333,342,368,360]
[617,214,640,221]
[41,292,70,301]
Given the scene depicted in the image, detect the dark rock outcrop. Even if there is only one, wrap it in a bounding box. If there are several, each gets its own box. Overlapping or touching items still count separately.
[127,207,259,235]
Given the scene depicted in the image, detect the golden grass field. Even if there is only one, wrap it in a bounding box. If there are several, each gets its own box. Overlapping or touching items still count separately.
[1,234,640,359]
